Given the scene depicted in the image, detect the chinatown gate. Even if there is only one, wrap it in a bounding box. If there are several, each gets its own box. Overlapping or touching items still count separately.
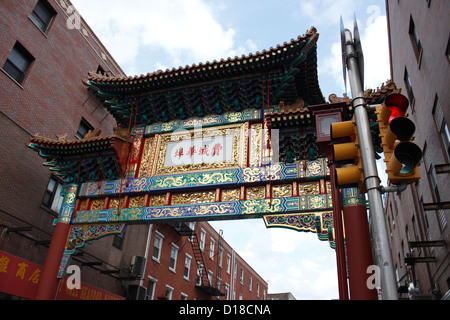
[28,28,392,300]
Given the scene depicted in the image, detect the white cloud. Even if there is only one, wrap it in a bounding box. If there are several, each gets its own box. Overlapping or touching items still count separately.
[299,0,359,28]
[318,4,390,99]
[361,10,391,91]
[71,0,256,74]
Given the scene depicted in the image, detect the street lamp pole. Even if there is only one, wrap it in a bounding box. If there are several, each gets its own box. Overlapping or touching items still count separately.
[341,22,398,300]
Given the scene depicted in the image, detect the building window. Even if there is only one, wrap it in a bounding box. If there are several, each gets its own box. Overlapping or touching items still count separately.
[183,254,191,280]
[432,95,450,159]
[408,15,423,63]
[112,230,124,250]
[29,0,57,33]
[76,118,94,139]
[207,270,213,286]
[249,275,253,292]
[423,143,441,202]
[145,277,157,300]
[210,238,215,260]
[42,176,64,213]
[165,285,173,300]
[225,284,230,300]
[404,68,415,109]
[152,232,163,262]
[188,222,195,242]
[257,283,260,297]
[96,65,105,75]
[2,42,34,84]
[196,264,204,285]
[169,244,178,272]
[226,254,231,274]
[218,246,223,267]
[181,293,188,300]
[199,229,206,251]
[240,267,244,284]
[216,278,222,298]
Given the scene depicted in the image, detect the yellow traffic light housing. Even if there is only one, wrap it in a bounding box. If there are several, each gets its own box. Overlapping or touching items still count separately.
[331,118,366,193]
[376,93,422,184]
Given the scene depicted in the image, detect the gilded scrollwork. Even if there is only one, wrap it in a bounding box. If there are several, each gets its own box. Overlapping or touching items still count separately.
[298,182,319,196]
[247,186,265,200]
[79,199,88,211]
[91,198,104,210]
[129,196,145,208]
[138,137,153,177]
[222,188,240,202]
[150,194,166,206]
[172,190,215,205]
[110,197,125,209]
[272,184,292,198]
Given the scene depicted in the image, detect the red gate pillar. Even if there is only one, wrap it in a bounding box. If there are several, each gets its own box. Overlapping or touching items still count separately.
[35,184,78,300]
[329,164,349,300]
[341,188,378,300]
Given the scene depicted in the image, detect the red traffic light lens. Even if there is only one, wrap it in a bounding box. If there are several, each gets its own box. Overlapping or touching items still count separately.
[387,106,405,123]
[384,93,409,123]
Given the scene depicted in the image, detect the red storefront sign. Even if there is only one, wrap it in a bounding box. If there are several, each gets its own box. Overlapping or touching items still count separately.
[0,250,124,300]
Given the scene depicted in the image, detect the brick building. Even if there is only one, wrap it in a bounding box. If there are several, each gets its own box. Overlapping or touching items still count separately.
[140,222,268,300]
[385,0,449,299]
[0,0,141,299]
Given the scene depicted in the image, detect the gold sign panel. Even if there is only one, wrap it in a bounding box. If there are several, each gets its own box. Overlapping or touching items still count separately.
[153,123,248,176]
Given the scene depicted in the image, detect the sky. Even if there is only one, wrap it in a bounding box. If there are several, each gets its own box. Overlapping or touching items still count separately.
[71,0,391,300]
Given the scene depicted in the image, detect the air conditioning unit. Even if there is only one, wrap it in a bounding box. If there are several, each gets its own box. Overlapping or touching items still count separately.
[130,256,146,278]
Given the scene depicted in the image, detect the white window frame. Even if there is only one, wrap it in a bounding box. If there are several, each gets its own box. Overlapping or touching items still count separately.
[226,254,231,274]
[218,246,223,267]
[196,264,204,285]
[152,231,164,263]
[225,283,230,300]
[188,222,196,242]
[210,238,215,260]
[169,243,179,272]
[146,276,157,300]
[165,285,174,300]
[200,229,206,251]
[208,270,213,286]
[183,254,192,281]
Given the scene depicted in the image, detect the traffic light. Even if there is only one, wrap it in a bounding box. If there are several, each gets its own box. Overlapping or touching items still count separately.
[331,116,366,193]
[376,93,422,184]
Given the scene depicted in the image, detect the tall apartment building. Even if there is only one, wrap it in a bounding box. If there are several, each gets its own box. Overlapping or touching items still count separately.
[385,0,449,299]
